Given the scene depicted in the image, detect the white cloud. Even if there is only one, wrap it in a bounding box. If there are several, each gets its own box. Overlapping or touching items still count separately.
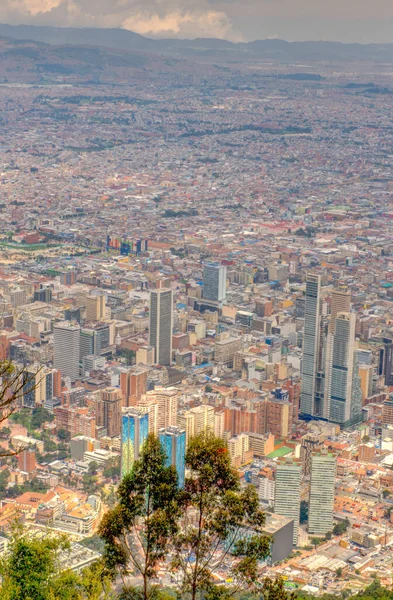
[122,9,237,39]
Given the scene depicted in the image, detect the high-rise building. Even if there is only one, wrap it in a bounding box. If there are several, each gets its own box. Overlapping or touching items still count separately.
[18,448,36,474]
[142,386,178,430]
[80,323,110,360]
[177,404,215,446]
[300,274,326,418]
[54,321,80,381]
[149,288,173,366]
[85,292,106,322]
[266,398,293,438]
[326,312,362,427]
[121,408,149,477]
[330,290,351,334]
[274,460,301,545]
[308,453,336,536]
[96,387,122,437]
[120,366,149,407]
[159,426,186,488]
[34,284,52,303]
[203,263,227,303]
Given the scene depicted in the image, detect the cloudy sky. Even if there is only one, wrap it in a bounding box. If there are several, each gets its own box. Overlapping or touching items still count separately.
[1,0,393,43]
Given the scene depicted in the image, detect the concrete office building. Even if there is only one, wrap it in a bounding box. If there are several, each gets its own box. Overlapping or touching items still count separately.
[274,460,301,545]
[149,288,173,366]
[203,263,227,303]
[309,453,337,536]
[96,387,122,438]
[54,321,80,381]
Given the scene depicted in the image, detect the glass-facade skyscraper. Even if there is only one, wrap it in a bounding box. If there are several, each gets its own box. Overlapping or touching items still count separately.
[203,263,227,303]
[300,274,325,418]
[121,408,149,478]
[159,426,186,488]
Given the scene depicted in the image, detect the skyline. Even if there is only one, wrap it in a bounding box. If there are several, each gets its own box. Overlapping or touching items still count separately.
[0,1,393,44]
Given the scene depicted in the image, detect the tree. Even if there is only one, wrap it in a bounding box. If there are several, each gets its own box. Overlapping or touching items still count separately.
[57,428,71,441]
[31,407,54,429]
[88,461,99,475]
[333,518,350,536]
[336,567,343,577]
[0,364,39,456]
[0,524,113,600]
[171,434,271,600]
[99,434,180,600]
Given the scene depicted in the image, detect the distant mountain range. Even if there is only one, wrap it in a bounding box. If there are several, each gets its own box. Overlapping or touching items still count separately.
[1,24,393,63]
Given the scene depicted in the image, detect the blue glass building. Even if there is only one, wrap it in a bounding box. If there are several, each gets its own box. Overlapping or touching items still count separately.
[121,408,149,478]
[159,426,186,488]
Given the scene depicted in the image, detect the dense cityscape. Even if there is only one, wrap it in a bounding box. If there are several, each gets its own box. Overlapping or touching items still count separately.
[1,20,393,600]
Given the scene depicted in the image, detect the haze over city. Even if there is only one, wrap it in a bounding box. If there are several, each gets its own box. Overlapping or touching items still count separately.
[1,0,393,43]
[0,0,393,599]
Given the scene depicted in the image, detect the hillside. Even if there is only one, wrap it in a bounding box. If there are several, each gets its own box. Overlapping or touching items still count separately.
[1,23,393,63]
[0,36,211,84]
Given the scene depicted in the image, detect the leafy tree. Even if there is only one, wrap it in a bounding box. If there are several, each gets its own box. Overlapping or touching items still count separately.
[31,407,54,429]
[88,461,99,475]
[44,438,57,453]
[82,474,99,495]
[333,518,350,536]
[99,434,180,600]
[0,524,113,600]
[336,567,343,577]
[58,428,71,441]
[0,524,71,600]
[171,434,271,600]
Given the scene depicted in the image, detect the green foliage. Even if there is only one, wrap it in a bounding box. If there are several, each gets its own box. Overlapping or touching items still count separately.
[88,461,99,475]
[99,434,180,600]
[172,434,271,600]
[0,525,70,600]
[31,407,54,430]
[79,534,106,554]
[57,428,71,441]
[333,518,350,536]
[82,474,99,495]
[0,525,113,600]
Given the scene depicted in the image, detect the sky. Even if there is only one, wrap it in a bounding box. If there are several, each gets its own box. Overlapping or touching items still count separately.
[1,0,393,44]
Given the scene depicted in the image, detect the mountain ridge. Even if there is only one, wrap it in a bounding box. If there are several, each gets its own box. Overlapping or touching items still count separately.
[1,24,393,62]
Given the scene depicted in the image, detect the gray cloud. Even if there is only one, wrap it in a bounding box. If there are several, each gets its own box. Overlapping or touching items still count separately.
[1,0,393,42]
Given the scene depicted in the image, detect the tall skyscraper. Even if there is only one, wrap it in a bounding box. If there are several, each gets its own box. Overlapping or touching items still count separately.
[159,426,186,488]
[80,323,110,360]
[120,366,149,407]
[274,460,301,545]
[300,274,326,418]
[96,387,122,437]
[326,312,362,427]
[330,290,351,334]
[53,321,80,381]
[121,408,149,478]
[142,386,179,430]
[308,453,336,536]
[149,288,173,366]
[85,292,106,322]
[203,263,227,303]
